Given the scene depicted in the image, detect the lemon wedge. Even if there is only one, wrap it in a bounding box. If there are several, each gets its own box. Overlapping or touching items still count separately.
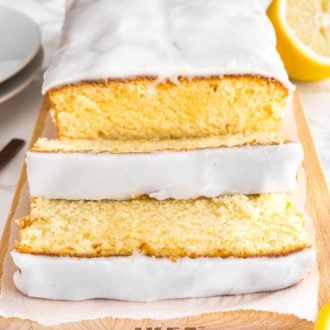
[268,0,330,81]
[315,301,330,330]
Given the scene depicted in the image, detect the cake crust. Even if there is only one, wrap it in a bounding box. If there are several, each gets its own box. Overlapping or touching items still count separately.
[32,135,284,154]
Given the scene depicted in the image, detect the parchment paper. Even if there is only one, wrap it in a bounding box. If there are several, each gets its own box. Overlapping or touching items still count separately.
[0,101,319,326]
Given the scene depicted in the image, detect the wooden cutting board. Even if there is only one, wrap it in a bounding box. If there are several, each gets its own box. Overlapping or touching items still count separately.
[0,93,329,329]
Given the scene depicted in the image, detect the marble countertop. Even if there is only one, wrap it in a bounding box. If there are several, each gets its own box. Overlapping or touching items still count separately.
[0,0,329,234]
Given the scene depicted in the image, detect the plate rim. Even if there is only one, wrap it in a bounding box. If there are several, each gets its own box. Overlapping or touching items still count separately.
[0,47,43,104]
[0,6,41,84]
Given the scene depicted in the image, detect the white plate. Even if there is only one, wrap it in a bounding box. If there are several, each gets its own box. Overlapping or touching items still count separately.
[0,48,43,104]
[0,6,41,83]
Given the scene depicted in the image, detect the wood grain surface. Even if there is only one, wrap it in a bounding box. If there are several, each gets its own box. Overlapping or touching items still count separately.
[0,94,329,329]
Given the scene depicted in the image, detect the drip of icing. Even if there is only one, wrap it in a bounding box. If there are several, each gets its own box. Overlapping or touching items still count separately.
[42,0,293,93]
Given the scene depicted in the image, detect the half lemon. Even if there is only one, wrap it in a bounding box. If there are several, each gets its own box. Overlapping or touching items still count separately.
[268,0,330,81]
[315,300,330,330]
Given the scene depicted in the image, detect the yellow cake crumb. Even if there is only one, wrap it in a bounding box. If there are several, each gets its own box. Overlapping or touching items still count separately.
[49,76,289,141]
[15,194,311,258]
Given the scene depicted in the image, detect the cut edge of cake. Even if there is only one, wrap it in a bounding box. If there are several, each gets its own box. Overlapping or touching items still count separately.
[15,194,313,259]
[48,76,289,141]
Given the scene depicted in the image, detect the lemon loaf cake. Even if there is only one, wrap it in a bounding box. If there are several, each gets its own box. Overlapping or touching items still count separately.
[43,0,293,141]
[13,194,314,301]
[27,138,303,200]
[12,0,314,304]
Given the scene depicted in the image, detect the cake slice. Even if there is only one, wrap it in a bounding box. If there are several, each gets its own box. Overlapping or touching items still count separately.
[27,138,303,200]
[43,0,293,141]
[12,194,314,301]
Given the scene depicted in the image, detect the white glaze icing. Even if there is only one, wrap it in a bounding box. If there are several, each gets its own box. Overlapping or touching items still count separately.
[42,0,292,93]
[11,249,315,302]
[26,143,303,200]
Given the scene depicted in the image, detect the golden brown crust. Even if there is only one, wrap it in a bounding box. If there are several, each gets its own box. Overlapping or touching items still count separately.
[47,74,289,94]
[14,242,311,259]
[30,136,286,154]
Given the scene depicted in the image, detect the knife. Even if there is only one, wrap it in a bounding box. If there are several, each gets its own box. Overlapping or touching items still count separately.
[0,139,25,170]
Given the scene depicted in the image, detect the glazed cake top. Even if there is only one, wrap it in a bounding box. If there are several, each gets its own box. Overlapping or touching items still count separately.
[42,0,292,93]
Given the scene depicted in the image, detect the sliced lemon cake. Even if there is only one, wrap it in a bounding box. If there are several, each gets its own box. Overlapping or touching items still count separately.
[12,0,315,304]
[27,138,303,200]
[43,0,293,141]
[13,194,314,301]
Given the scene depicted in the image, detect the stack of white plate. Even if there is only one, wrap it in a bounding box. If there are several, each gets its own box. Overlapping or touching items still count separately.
[0,7,43,104]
